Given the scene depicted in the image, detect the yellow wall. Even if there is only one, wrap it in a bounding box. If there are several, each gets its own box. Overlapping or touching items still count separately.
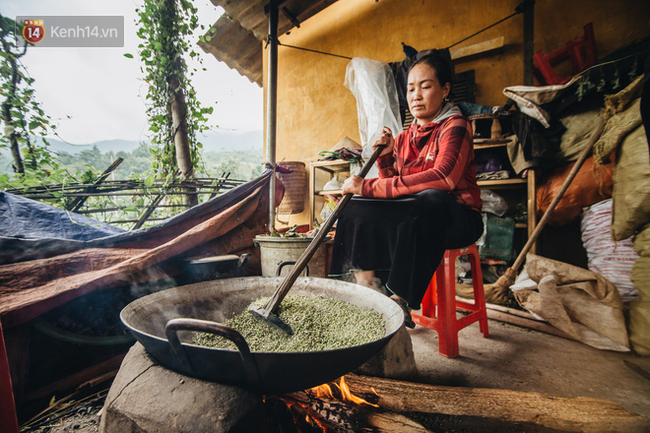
[264,0,649,225]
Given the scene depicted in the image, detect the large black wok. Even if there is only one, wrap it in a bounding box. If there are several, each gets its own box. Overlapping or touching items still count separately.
[120,276,403,394]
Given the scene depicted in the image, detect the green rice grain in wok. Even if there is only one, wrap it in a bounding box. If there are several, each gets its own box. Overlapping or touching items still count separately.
[193,295,385,352]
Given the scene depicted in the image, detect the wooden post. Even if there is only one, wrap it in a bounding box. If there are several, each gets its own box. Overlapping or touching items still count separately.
[266,0,279,234]
[523,0,535,85]
[0,321,19,433]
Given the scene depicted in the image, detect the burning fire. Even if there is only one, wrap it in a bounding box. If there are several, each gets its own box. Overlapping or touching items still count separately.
[307,376,378,407]
[267,376,380,432]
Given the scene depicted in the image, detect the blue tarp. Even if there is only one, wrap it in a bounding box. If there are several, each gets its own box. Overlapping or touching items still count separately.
[0,172,273,266]
[0,192,125,241]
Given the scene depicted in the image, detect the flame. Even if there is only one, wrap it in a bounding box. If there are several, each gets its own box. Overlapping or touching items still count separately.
[277,396,328,431]
[307,377,378,407]
[309,382,335,399]
[335,376,379,407]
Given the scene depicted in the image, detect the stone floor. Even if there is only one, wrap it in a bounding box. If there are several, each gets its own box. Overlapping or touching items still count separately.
[407,318,650,419]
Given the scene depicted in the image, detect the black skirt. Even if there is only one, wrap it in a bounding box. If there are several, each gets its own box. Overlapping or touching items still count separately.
[329,189,483,309]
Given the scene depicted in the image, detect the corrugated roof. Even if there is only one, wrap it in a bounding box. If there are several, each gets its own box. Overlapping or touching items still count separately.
[198,0,339,86]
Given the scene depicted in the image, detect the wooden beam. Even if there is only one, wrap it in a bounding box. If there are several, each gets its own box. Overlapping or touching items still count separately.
[451,36,505,61]
[66,157,124,212]
[344,373,650,432]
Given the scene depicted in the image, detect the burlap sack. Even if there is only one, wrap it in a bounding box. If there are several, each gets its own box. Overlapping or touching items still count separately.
[633,223,650,257]
[611,125,650,240]
[557,107,602,162]
[629,256,650,356]
[593,75,644,164]
[514,254,629,352]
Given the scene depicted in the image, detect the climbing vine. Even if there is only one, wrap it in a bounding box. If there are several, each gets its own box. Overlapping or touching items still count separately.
[131,0,213,179]
[0,15,76,191]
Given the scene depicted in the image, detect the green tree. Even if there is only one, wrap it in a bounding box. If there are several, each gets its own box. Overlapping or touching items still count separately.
[131,0,214,207]
[0,16,76,193]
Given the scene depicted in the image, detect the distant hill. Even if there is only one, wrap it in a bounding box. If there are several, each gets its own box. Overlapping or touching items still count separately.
[0,129,263,175]
[32,129,264,155]
[200,129,263,153]
[42,138,138,155]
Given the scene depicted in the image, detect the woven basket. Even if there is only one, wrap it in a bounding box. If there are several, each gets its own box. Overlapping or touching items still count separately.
[277,161,307,215]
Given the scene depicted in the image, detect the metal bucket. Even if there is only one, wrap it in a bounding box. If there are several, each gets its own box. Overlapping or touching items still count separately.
[254,235,328,277]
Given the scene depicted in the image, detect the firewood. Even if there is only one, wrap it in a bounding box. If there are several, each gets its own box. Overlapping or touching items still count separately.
[282,388,432,432]
[343,373,650,433]
[365,412,431,432]
[282,392,358,432]
[271,393,356,433]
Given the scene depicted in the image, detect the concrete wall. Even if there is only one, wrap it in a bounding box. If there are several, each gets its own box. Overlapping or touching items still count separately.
[264,0,649,225]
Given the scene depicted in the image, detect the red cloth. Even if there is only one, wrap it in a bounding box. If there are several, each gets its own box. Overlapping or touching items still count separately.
[361,116,482,213]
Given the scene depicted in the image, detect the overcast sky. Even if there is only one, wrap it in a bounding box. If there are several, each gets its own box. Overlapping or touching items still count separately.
[2,0,263,145]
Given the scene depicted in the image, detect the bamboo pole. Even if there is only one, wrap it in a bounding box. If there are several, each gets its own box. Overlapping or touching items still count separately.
[490,117,606,294]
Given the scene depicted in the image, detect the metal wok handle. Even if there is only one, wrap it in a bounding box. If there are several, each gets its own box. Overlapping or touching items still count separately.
[164,318,260,386]
[261,144,387,315]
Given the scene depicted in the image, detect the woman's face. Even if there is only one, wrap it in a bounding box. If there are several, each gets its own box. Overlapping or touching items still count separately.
[407,62,450,126]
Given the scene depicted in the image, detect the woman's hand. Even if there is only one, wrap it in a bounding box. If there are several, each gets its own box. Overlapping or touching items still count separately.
[373,127,395,157]
[341,175,363,195]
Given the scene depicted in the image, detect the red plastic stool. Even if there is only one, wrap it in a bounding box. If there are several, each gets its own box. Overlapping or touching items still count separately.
[411,244,489,358]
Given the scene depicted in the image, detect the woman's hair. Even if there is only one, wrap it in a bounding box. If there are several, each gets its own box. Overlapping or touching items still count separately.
[410,52,454,89]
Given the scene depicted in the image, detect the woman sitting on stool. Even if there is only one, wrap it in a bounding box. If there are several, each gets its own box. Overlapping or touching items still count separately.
[329,52,484,327]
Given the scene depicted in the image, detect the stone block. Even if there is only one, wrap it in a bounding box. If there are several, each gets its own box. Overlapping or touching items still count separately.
[100,343,268,433]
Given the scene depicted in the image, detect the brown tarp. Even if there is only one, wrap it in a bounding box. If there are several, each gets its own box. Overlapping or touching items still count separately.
[0,172,283,329]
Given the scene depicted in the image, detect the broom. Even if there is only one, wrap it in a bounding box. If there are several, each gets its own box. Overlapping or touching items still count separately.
[487,117,607,302]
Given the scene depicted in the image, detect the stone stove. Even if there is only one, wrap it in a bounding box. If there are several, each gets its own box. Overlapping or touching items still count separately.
[99,327,416,433]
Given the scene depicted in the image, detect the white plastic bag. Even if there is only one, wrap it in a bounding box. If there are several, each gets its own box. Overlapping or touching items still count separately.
[480,189,508,216]
[580,199,639,303]
[319,195,339,223]
[344,58,402,178]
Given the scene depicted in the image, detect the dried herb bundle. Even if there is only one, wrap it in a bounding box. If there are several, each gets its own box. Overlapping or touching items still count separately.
[193,295,385,352]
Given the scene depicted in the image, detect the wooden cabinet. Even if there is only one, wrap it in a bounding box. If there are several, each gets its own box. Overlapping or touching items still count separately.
[308,160,350,229]
[474,139,537,254]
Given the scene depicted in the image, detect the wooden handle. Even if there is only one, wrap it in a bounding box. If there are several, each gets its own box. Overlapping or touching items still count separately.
[510,117,606,272]
[261,144,387,315]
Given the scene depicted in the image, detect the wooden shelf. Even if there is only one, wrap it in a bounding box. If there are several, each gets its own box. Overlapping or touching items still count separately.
[473,139,509,147]
[474,139,537,254]
[477,178,527,187]
[310,160,350,172]
[474,141,509,150]
[309,160,350,228]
